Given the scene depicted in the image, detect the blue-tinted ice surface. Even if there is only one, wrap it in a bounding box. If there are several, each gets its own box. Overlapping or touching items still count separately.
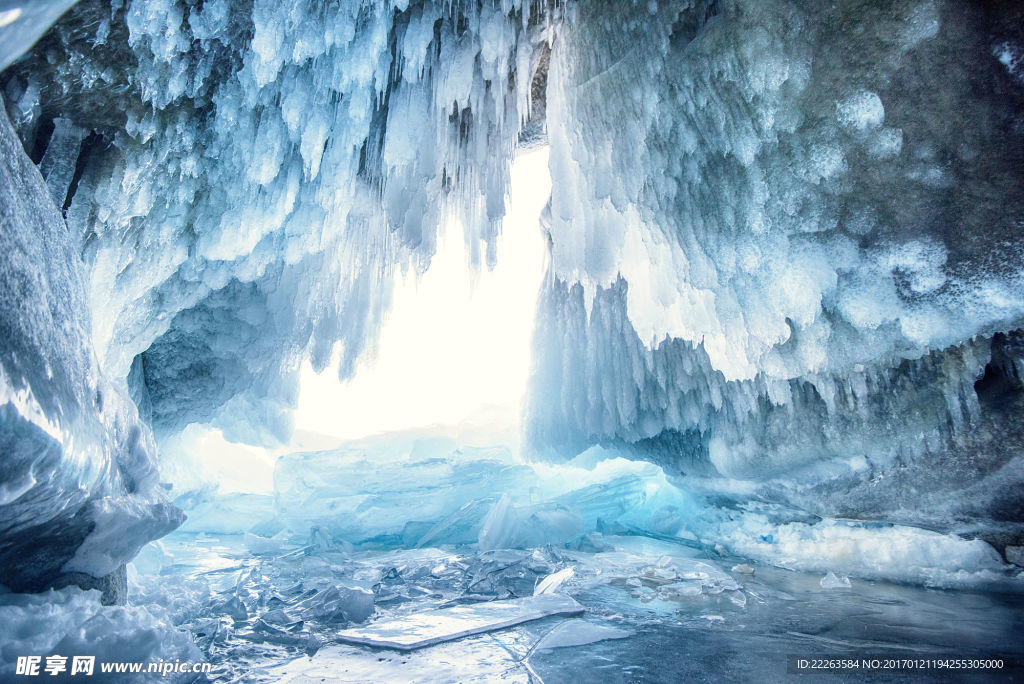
[1,0,1023,679]
[164,431,1023,592]
[0,429,1020,680]
[73,430,1015,680]
[116,529,1024,683]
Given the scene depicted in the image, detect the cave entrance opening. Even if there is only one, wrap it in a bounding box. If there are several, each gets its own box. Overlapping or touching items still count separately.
[293,145,551,442]
[184,147,552,494]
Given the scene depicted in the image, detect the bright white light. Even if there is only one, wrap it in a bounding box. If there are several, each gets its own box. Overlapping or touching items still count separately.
[0,9,22,29]
[293,147,551,442]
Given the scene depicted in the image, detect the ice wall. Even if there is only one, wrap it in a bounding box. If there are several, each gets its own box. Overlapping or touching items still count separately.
[4,0,1023,592]
[0,96,181,597]
[528,0,1024,542]
[0,1,78,72]
[2,0,550,444]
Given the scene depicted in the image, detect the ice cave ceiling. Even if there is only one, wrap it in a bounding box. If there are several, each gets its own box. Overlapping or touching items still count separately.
[2,0,1024,598]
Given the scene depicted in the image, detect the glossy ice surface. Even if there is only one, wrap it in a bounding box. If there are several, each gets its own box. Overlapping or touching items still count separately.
[335,594,584,650]
[114,532,1024,682]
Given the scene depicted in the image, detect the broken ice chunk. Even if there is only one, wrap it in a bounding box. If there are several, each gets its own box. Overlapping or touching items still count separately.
[568,532,615,553]
[217,596,249,621]
[534,567,574,596]
[478,495,584,551]
[295,585,375,624]
[478,494,518,551]
[640,565,678,585]
[629,586,657,602]
[463,549,557,598]
[820,571,852,589]
[535,620,633,650]
[335,594,584,651]
[657,582,704,600]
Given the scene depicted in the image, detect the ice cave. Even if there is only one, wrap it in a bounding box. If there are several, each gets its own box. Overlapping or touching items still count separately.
[1,0,1024,681]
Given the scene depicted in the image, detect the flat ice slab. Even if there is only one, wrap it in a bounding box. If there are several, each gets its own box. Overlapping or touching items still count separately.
[335,594,584,651]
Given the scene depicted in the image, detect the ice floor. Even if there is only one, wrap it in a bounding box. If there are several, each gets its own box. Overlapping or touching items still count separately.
[3,431,1022,682]
[104,433,1023,682]
[128,531,1024,683]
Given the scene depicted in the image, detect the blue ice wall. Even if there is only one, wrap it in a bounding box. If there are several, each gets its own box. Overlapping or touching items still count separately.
[0,96,181,596]
[527,0,1024,546]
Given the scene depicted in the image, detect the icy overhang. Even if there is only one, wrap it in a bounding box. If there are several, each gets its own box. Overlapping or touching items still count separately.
[526,0,1024,541]
[0,0,554,594]
[2,0,554,446]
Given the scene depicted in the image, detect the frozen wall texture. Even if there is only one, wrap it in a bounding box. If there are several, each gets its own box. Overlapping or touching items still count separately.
[2,0,1024,595]
[2,0,549,445]
[0,97,181,599]
[0,0,549,593]
[528,0,1024,545]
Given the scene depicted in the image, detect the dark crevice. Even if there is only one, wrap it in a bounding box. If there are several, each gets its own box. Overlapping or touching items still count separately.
[62,131,104,213]
[975,330,1024,410]
[28,117,54,165]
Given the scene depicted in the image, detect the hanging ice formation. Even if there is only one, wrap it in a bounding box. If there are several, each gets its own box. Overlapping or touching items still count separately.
[1,0,550,595]
[528,0,1024,546]
[2,0,1024,599]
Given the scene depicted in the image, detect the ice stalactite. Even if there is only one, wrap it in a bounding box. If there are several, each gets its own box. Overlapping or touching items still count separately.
[0,0,553,595]
[3,0,552,445]
[527,0,1024,544]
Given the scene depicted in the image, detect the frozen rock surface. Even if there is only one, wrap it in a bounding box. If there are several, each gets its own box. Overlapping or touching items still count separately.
[0,95,181,593]
[0,0,77,71]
